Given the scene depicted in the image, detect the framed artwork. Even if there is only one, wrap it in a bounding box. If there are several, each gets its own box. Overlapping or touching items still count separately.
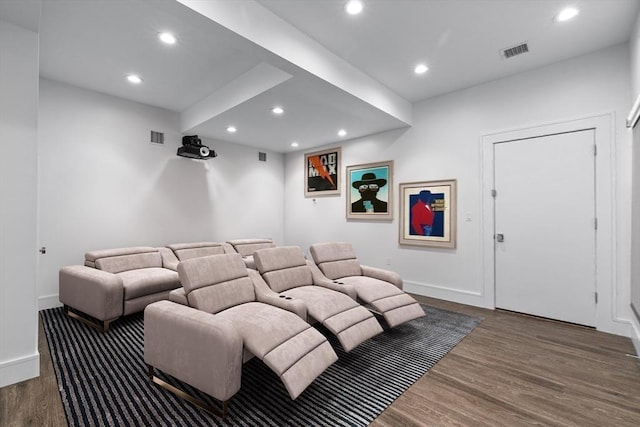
[399,179,457,248]
[304,147,341,197]
[346,160,393,220]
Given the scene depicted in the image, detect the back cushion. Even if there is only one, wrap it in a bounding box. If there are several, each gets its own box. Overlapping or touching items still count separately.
[253,246,313,293]
[177,253,255,314]
[317,260,362,280]
[94,251,162,273]
[310,242,362,280]
[167,242,229,261]
[229,239,275,257]
[310,242,356,263]
[174,246,226,261]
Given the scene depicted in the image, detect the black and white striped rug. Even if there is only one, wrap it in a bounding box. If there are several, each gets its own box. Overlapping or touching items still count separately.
[41,304,480,426]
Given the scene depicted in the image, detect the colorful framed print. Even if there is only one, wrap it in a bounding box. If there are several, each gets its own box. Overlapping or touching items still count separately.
[399,179,457,248]
[304,147,341,197]
[346,160,393,220]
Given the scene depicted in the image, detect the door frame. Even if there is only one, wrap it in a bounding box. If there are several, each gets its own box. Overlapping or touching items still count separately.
[480,113,617,333]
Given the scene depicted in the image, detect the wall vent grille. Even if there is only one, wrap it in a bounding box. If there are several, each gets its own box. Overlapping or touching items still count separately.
[150,131,164,145]
[501,43,529,59]
[258,152,267,162]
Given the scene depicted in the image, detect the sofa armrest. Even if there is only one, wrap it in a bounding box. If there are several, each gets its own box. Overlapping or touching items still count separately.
[306,260,357,300]
[361,265,403,289]
[248,270,308,320]
[59,265,124,321]
[144,301,243,402]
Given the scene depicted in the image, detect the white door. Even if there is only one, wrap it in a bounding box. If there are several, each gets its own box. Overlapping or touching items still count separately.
[494,129,596,326]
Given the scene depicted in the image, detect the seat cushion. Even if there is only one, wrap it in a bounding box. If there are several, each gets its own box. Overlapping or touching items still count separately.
[118,268,180,300]
[283,286,359,323]
[339,276,403,303]
[215,302,309,359]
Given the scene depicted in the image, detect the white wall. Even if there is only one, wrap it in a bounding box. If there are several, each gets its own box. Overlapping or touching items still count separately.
[38,79,284,308]
[284,43,633,336]
[0,20,40,387]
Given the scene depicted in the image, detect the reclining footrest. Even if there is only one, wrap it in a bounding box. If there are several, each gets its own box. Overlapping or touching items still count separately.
[263,327,338,399]
[370,294,425,328]
[323,306,383,352]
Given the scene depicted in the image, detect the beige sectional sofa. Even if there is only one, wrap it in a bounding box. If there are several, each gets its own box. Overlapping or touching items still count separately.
[59,239,426,417]
[59,246,180,332]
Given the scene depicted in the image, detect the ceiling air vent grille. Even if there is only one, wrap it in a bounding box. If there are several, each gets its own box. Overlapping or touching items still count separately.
[150,130,164,145]
[501,42,529,59]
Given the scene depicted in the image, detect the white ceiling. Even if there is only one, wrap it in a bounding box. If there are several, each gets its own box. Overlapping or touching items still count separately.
[1,0,638,153]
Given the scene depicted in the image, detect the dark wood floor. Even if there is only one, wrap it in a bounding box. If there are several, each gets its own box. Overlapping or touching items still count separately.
[2,296,639,426]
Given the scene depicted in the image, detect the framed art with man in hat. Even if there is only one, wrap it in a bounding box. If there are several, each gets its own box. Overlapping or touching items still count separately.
[346,160,393,220]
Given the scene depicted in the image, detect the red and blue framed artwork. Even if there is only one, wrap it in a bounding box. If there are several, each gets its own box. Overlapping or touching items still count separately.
[399,179,457,248]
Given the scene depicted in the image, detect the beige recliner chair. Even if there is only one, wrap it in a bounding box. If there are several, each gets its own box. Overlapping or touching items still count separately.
[144,253,337,417]
[253,246,383,352]
[310,242,425,328]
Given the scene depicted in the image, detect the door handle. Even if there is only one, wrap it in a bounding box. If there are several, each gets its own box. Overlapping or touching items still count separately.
[496,233,504,242]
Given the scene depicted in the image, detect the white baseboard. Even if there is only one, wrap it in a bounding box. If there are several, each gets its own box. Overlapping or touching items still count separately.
[631,317,640,357]
[0,352,40,388]
[404,280,493,309]
[39,294,62,311]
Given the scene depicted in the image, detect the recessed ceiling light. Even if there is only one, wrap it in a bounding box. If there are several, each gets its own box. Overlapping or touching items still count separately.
[272,106,284,115]
[226,126,237,133]
[338,129,347,137]
[555,7,579,22]
[414,63,429,75]
[126,74,142,84]
[158,32,177,45]
[345,0,363,15]
[291,142,299,148]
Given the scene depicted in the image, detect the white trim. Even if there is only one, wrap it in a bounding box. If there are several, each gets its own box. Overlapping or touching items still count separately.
[38,294,62,311]
[627,93,640,128]
[481,113,623,335]
[0,352,39,388]
[404,281,492,308]
[631,315,640,356]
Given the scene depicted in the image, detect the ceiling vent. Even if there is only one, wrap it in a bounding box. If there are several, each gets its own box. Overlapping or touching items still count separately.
[501,42,529,59]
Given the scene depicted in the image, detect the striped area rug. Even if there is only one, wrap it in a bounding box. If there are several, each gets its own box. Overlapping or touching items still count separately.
[41,305,481,426]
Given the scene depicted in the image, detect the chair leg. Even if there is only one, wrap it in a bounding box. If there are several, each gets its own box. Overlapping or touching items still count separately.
[64,305,113,333]
[147,365,230,419]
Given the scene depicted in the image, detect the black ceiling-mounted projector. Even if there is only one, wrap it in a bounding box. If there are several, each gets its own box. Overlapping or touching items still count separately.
[177,135,217,160]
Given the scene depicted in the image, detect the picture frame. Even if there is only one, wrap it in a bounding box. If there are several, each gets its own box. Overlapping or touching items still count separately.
[346,160,393,220]
[399,179,457,248]
[304,147,341,197]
